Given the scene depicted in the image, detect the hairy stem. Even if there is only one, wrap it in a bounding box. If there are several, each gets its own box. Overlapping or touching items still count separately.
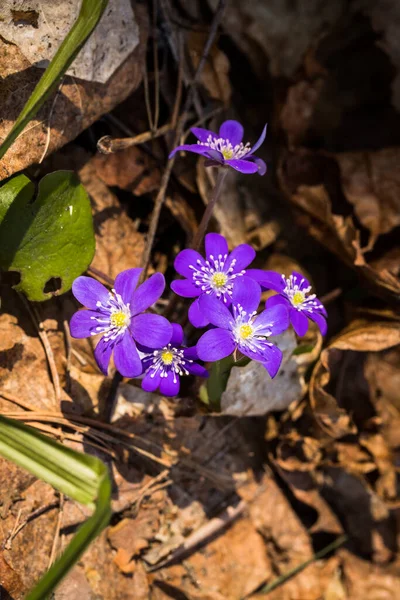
[191,168,228,251]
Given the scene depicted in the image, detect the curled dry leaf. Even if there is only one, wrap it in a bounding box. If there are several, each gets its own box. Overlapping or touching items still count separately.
[336,149,400,242]
[310,320,400,438]
[279,149,400,298]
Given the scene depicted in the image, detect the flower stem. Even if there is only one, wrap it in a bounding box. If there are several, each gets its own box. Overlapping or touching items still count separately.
[191,168,228,251]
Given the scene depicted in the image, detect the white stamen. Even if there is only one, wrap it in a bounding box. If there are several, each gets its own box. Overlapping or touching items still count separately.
[199,135,252,160]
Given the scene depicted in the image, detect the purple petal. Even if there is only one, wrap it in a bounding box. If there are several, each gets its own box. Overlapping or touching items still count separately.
[169,144,215,159]
[247,156,267,176]
[188,298,210,328]
[225,158,258,174]
[70,310,101,338]
[266,295,289,309]
[171,323,184,346]
[248,123,267,155]
[72,277,109,309]
[197,328,236,362]
[219,120,244,145]
[114,268,142,304]
[159,372,180,397]
[291,271,312,291]
[114,333,142,378]
[130,314,172,348]
[142,370,161,392]
[183,346,199,361]
[199,294,234,329]
[174,249,205,278]
[262,344,283,378]
[205,233,229,259]
[290,308,309,337]
[225,244,255,272]
[191,127,216,143]
[186,362,209,377]
[231,277,261,314]
[130,273,165,315]
[255,304,289,336]
[246,270,285,292]
[94,337,113,376]
[308,311,327,336]
[171,279,201,298]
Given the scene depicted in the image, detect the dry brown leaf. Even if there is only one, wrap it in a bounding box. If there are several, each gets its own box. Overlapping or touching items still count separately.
[0,5,148,180]
[79,160,145,279]
[280,79,327,147]
[188,32,231,106]
[0,311,59,411]
[208,0,344,79]
[154,517,271,600]
[336,149,400,242]
[279,149,400,298]
[310,320,400,438]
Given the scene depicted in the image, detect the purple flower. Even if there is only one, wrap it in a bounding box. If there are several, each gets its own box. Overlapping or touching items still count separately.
[70,269,173,378]
[171,233,256,328]
[140,323,208,397]
[169,119,267,175]
[196,278,289,378]
[247,270,327,336]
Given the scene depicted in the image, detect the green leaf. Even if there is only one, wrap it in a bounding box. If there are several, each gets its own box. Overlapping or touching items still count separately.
[0,0,109,161]
[0,171,95,301]
[0,415,111,599]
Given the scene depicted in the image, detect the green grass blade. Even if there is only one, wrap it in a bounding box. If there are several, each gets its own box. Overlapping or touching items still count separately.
[0,0,109,161]
[0,416,111,598]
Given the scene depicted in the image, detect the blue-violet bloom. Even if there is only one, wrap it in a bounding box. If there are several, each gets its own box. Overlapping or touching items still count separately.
[140,323,208,397]
[70,269,173,378]
[196,278,289,378]
[169,119,267,175]
[171,232,256,328]
[247,270,327,336]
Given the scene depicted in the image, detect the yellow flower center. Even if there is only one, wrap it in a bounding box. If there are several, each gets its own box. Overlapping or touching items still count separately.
[292,291,304,306]
[222,148,234,159]
[239,324,253,339]
[110,311,128,328]
[161,350,174,365]
[211,272,228,288]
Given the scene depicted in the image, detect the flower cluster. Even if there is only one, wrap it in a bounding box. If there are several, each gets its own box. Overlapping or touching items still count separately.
[70,236,326,396]
[70,119,326,396]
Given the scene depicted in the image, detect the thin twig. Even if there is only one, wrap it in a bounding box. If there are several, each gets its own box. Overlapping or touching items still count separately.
[148,500,247,571]
[20,296,61,406]
[87,266,114,287]
[141,0,226,278]
[97,123,173,154]
[48,494,64,568]
[5,502,60,549]
[62,319,72,394]
[191,168,228,250]
[143,61,154,132]
[153,0,160,132]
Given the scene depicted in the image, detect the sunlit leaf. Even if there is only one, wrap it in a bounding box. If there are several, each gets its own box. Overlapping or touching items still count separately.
[0,0,109,160]
[0,171,95,301]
